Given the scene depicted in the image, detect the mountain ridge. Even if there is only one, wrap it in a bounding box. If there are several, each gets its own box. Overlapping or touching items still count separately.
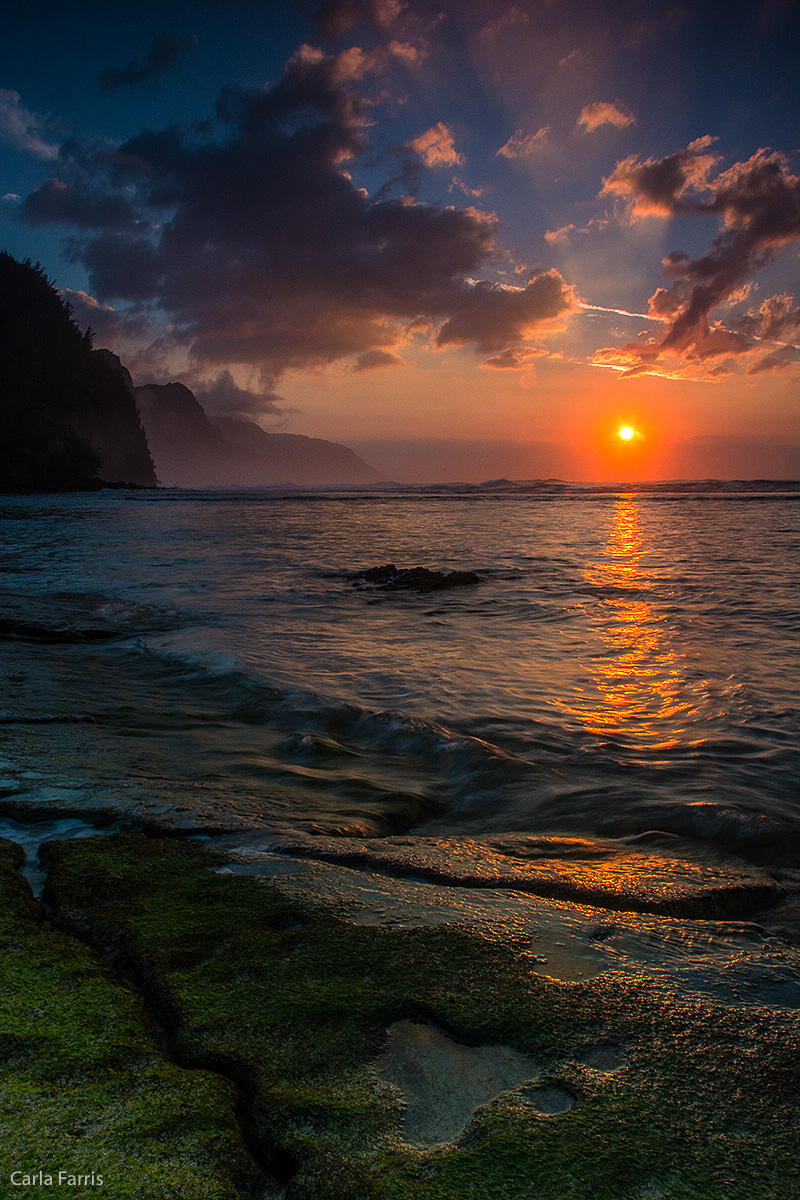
[135,383,384,487]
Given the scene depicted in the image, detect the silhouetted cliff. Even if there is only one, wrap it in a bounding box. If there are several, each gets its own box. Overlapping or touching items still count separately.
[0,253,156,492]
[135,383,238,485]
[136,383,383,487]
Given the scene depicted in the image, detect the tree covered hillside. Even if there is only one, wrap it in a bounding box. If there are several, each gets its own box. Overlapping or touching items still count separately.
[0,253,156,492]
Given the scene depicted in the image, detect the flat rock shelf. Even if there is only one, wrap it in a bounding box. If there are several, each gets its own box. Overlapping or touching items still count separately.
[1,832,799,1199]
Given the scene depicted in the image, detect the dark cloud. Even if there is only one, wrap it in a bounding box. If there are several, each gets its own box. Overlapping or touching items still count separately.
[194,371,283,417]
[746,354,795,376]
[437,272,576,351]
[659,149,800,354]
[22,177,137,228]
[97,35,198,96]
[60,288,153,344]
[24,43,573,380]
[352,349,404,370]
[80,234,165,301]
[601,136,719,218]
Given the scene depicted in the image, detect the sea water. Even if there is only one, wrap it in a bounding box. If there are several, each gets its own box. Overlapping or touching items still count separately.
[1,486,799,926]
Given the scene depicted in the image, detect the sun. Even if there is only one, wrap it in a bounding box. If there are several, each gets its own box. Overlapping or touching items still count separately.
[618,425,635,440]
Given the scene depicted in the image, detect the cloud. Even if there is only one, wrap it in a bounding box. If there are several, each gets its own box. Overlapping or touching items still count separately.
[623,10,684,50]
[746,354,795,376]
[24,44,574,383]
[544,225,574,244]
[194,370,282,417]
[576,102,635,134]
[316,0,406,38]
[97,34,198,95]
[544,217,608,243]
[436,272,578,351]
[352,349,404,370]
[80,233,165,301]
[60,288,153,345]
[479,345,547,369]
[601,136,719,218]
[0,89,58,160]
[595,143,800,376]
[407,122,464,167]
[479,7,529,40]
[497,127,549,159]
[737,293,800,343]
[22,178,138,228]
[658,149,800,354]
[449,176,484,197]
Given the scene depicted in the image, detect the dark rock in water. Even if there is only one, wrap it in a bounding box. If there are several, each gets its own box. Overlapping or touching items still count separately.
[350,563,482,593]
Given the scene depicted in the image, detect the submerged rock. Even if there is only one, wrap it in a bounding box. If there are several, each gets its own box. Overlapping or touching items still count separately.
[350,563,482,593]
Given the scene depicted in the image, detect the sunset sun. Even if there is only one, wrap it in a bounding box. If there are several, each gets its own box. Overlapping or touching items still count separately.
[619,425,635,440]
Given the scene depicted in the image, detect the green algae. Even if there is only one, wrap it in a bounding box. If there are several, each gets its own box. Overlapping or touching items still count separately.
[33,834,800,1199]
[0,838,273,1198]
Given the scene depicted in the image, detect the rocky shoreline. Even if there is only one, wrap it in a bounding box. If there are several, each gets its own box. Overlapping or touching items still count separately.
[2,832,800,1198]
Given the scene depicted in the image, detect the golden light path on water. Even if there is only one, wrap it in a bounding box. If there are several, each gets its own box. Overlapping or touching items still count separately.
[558,496,711,753]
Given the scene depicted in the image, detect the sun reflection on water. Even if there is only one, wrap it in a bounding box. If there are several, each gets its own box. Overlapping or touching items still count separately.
[559,496,707,751]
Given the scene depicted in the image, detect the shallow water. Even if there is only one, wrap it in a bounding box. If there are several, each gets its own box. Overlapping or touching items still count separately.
[1,487,799,926]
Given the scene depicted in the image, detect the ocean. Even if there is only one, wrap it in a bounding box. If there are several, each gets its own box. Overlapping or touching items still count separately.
[1,485,799,937]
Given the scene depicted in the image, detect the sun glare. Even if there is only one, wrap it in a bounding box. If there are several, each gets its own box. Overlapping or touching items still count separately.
[619,425,635,440]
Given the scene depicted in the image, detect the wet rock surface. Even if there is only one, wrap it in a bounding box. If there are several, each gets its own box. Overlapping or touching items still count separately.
[10,832,799,1200]
[279,831,786,921]
[379,1020,539,1144]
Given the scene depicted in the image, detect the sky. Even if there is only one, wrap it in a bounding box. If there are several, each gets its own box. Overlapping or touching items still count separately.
[2,0,799,482]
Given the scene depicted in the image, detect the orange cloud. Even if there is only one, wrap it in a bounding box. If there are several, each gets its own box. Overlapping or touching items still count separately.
[407,122,464,168]
[576,101,635,134]
[497,127,549,159]
[316,0,405,38]
[601,135,719,218]
[737,293,800,343]
[597,142,800,376]
[449,176,485,198]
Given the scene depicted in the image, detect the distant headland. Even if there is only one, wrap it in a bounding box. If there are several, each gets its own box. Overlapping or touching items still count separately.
[0,253,382,493]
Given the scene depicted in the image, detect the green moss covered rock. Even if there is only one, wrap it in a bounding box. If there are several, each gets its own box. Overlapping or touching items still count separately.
[35,834,800,1200]
[0,838,273,1198]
